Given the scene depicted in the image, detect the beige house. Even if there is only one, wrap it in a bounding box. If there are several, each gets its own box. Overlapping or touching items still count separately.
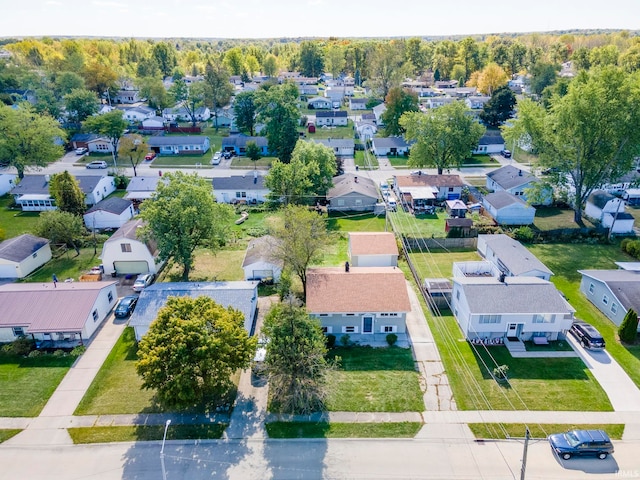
[348,232,398,267]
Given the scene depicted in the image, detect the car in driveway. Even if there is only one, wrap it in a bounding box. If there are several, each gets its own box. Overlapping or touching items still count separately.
[144,152,156,161]
[222,150,235,159]
[75,147,88,155]
[86,160,108,169]
[114,295,139,318]
[500,149,512,158]
[132,273,156,292]
[548,429,613,460]
[569,320,605,350]
[251,337,268,376]
[211,151,222,165]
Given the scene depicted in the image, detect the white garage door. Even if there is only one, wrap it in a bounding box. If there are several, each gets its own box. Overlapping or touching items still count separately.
[0,264,17,278]
[114,261,149,275]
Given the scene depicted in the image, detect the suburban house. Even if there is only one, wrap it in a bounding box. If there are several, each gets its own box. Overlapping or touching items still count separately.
[394,175,465,207]
[212,173,269,204]
[242,235,283,282]
[355,121,377,140]
[214,109,234,127]
[0,173,17,196]
[426,96,456,109]
[306,266,411,345]
[372,103,386,125]
[140,116,165,130]
[100,219,160,276]
[147,135,210,155]
[162,106,211,122]
[121,106,155,122]
[125,176,165,204]
[113,89,141,104]
[86,136,114,153]
[307,97,332,109]
[12,175,116,211]
[83,197,135,230]
[486,165,551,205]
[483,191,536,225]
[326,173,379,212]
[450,275,575,345]
[348,232,398,267]
[349,98,368,110]
[585,190,634,234]
[70,133,104,150]
[434,80,458,89]
[299,84,319,96]
[324,86,352,103]
[129,281,259,340]
[477,234,553,280]
[221,134,269,156]
[465,96,491,110]
[0,281,118,345]
[579,270,640,329]
[473,130,505,154]
[371,137,411,156]
[311,138,355,157]
[315,111,348,127]
[0,234,51,279]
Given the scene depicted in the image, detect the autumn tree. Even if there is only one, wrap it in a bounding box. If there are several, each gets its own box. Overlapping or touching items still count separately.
[255,82,300,163]
[140,172,234,281]
[0,104,64,178]
[118,134,147,177]
[83,110,127,167]
[470,63,508,96]
[136,296,256,409]
[380,87,419,136]
[233,91,257,136]
[263,301,330,414]
[504,66,640,224]
[49,171,86,216]
[400,101,485,174]
[34,210,84,255]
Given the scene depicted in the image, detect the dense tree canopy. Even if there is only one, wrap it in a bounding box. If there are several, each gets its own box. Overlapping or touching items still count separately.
[479,85,516,127]
[255,82,300,163]
[381,87,419,136]
[233,91,257,136]
[34,210,84,255]
[83,110,127,166]
[49,171,86,216]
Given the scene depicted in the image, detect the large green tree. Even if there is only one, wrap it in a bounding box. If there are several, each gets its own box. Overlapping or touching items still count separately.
[64,88,99,123]
[400,101,485,174]
[34,210,84,255]
[479,85,516,127]
[270,205,331,298]
[204,59,234,131]
[49,171,86,216]
[169,79,207,127]
[136,296,256,409]
[0,104,64,178]
[140,172,233,281]
[138,76,171,110]
[233,91,257,136]
[504,66,640,224]
[381,87,419,136]
[256,82,300,163]
[83,109,128,167]
[299,41,324,77]
[263,302,330,414]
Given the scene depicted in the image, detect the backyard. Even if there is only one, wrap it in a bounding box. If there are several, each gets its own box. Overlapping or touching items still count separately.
[533,207,597,231]
[0,195,41,239]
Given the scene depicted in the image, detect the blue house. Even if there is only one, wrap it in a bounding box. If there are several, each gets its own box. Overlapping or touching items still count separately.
[222,134,269,156]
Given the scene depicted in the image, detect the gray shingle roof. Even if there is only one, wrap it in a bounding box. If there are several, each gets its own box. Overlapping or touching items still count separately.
[105,219,145,243]
[11,175,108,196]
[85,197,132,215]
[487,165,539,190]
[478,131,505,146]
[579,270,640,313]
[312,138,355,149]
[147,136,208,147]
[126,176,165,193]
[0,234,48,262]
[479,234,552,276]
[221,135,269,148]
[588,190,615,209]
[212,175,266,190]
[316,111,348,118]
[373,137,410,149]
[484,191,528,209]
[242,236,283,268]
[327,173,378,200]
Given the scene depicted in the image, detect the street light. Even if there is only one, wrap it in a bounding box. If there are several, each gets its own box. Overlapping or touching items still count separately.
[160,419,171,480]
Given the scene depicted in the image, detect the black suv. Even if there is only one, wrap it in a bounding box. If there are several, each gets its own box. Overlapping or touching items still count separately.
[548,429,614,460]
[569,321,605,350]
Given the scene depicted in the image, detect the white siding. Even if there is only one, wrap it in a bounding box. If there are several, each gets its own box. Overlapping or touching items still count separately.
[84,207,134,230]
[101,239,157,275]
[0,243,52,279]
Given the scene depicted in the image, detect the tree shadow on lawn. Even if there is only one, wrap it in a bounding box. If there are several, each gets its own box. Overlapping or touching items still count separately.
[326,346,416,371]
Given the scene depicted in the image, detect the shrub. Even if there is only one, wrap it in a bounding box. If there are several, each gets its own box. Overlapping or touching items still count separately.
[53,349,67,357]
[6,337,35,356]
[326,334,336,349]
[493,364,509,380]
[71,345,87,356]
[277,270,292,301]
[619,308,639,344]
[513,226,535,243]
[28,349,42,358]
[386,333,398,346]
[621,238,631,252]
[340,334,351,348]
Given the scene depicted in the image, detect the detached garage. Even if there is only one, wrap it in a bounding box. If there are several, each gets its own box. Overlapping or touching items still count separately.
[100,219,160,276]
[483,191,536,225]
[0,234,52,279]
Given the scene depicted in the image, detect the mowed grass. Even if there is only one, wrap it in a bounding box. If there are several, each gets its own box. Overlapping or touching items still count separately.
[231,157,276,168]
[469,423,625,440]
[68,424,226,444]
[22,246,104,283]
[75,327,158,415]
[0,352,75,417]
[0,195,41,238]
[325,347,424,412]
[533,207,597,231]
[0,429,22,443]
[529,242,640,388]
[461,155,499,167]
[266,422,421,438]
[391,209,447,238]
[161,248,245,282]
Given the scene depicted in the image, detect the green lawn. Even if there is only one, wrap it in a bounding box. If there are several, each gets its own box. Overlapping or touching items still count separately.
[354,150,379,169]
[391,209,447,238]
[468,424,624,440]
[388,157,410,167]
[161,248,245,282]
[533,207,597,231]
[408,250,480,280]
[266,422,421,438]
[512,147,539,166]
[0,195,41,239]
[529,243,640,388]
[68,424,226,444]
[325,347,424,412]
[326,212,387,233]
[0,430,21,443]
[0,352,75,417]
[148,155,212,167]
[461,155,499,167]
[303,122,355,139]
[21,246,104,283]
[231,157,275,168]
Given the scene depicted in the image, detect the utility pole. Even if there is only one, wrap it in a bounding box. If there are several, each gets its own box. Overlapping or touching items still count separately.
[160,419,171,480]
[520,426,530,480]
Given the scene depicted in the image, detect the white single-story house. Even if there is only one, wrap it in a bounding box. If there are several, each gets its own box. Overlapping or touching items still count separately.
[486,165,551,205]
[299,84,319,96]
[465,96,491,110]
[83,197,135,230]
[579,269,640,329]
[212,173,269,204]
[306,266,411,345]
[12,175,116,211]
[483,191,536,225]
[585,190,634,233]
[221,134,269,156]
[310,138,355,157]
[100,219,160,276]
[426,96,457,109]
[125,176,165,204]
[86,136,114,153]
[242,235,283,282]
[372,137,410,157]
[355,121,377,140]
[0,173,17,196]
[113,89,141,104]
[141,116,165,130]
[129,281,259,340]
[147,135,210,155]
[349,232,398,267]
[473,130,505,155]
[327,174,379,212]
[451,275,575,344]
[307,97,332,110]
[121,106,155,122]
[0,234,51,279]
[0,281,118,345]
[477,234,553,280]
[70,133,100,150]
[162,106,211,122]
[315,111,348,127]
[349,98,368,110]
[372,103,386,125]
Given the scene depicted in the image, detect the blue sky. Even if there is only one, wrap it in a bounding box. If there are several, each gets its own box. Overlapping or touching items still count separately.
[1,0,637,38]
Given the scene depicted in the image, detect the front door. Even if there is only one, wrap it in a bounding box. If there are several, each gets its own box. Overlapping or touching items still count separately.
[362,316,374,334]
[507,323,518,338]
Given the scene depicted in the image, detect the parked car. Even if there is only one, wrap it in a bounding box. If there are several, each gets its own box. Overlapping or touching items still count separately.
[132,273,156,292]
[501,149,512,158]
[569,320,606,350]
[222,150,235,159]
[86,161,108,169]
[144,152,156,161]
[114,295,139,318]
[211,151,222,165]
[548,429,613,460]
[251,337,268,376]
[75,147,88,155]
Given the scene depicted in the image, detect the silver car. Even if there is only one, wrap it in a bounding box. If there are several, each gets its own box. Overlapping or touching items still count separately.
[132,273,156,292]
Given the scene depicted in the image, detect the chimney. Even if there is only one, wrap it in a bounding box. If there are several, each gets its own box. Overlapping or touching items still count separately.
[518,170,522,176]
[354,176,358,183]
[499,272,506,283]
[345,261,350,273]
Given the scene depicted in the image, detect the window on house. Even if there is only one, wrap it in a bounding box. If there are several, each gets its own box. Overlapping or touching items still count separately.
[337,199,345,206]
[345,313,355,316]
[533,314,554,323]
[448,187,454,192]
[611,303,617,314]
[602,295,609,305]
[342,326,357,333]
[456,290,460,300]
[107,292,113,303]
[92,310,99,322]
[32,252,37,258]
[382,325,396,333]
[322,326,333,334]
[355,199,362,206]
[12,327,24,337]
[121,243,132,252]
[588,283,594,294]
[318,314,328,317]
[479,314,501,324]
